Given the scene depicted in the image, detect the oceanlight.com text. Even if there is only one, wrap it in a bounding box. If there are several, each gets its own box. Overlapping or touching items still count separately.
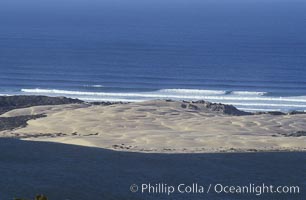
[130,183,301,196]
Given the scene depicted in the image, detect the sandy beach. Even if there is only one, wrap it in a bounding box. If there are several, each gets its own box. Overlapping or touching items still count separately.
[1,99,305,153]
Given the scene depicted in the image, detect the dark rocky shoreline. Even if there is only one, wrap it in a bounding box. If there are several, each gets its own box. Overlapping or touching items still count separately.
[0,95,83,115]
[0,96,83,132]
[0,114,46,132]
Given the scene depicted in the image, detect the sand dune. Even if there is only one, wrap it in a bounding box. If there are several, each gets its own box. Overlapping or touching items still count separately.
[1,100,305,153]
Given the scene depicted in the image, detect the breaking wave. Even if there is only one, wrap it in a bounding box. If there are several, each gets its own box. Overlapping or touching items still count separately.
[229,91,267,96]
[159,89,227,95]
[84,84,104,88]
[20,88,306,112]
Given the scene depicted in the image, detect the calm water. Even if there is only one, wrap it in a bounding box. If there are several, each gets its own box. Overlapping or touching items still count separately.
[0,139,305,200]
[1,0,306,111]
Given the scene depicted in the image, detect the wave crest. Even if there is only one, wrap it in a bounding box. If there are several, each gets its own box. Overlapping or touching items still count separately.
[84,84,104,88]
[230,91,267,96]
[159,89,226,95]
[20,88,306,112]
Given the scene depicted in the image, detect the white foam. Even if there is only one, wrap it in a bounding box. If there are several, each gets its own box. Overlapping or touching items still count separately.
[20,88,306,112]
[84,85,104,88]
[21,88,170,98]
[21,88,306,102]
[159,89,226,95]
[22,88,227,99]
[230,91,267,96]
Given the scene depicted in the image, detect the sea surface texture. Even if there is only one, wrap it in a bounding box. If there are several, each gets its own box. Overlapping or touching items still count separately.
[1,0,306,112]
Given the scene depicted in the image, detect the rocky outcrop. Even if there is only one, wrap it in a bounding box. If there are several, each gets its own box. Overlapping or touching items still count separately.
[255,111,306,116]
[288,111,306,115]
[0,95,83,115]
[278,131,306,137]
[181,100,252,116]
[90,101,126,106]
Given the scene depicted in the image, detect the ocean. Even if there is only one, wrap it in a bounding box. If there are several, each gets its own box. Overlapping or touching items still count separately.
[1,0,306,112]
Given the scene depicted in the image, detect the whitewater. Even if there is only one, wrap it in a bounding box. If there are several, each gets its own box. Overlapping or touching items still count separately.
[16,88,306,112]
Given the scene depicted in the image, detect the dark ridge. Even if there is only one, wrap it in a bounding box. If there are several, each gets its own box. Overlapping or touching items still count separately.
[189,100,252,116]
[288,111,306,115]
[278,131,306,137]
[0,95,83,115]
[255,111,286,116]
[255,111,306,116]
[89,101,127,106]
[0,114,46,131]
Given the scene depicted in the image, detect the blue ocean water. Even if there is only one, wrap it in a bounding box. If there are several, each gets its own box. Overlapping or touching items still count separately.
[1,0,306,112]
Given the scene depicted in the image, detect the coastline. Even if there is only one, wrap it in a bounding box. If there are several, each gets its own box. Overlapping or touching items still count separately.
[9,88,306,112]
[0,95,305,153]
[2,1,306,199]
